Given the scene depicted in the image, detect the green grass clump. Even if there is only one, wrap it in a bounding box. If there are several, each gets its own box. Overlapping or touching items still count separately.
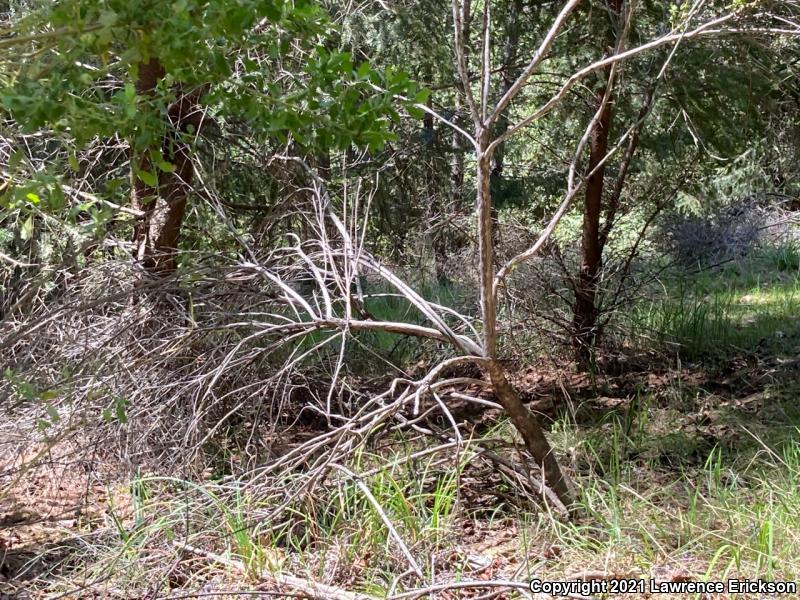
[763,241,800,273]
[625,246,800,361]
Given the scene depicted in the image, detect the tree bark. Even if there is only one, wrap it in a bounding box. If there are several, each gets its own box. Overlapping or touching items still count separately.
[572,0,623,365]
[476,132,572,508]
[487,360,571,506]
[130,58,165,263]
[131,59,205,273]
[572,84,613,364]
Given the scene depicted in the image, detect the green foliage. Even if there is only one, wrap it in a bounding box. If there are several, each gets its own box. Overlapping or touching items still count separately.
[625,250,800,361]
[764,241,800,273]
[3,0,418,148]
[1,0,423,236]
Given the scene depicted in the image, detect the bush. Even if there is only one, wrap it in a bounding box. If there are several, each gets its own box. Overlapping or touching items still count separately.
[658,195,796,267]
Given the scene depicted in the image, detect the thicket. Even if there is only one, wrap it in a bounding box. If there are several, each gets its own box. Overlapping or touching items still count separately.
[1,0,800,596]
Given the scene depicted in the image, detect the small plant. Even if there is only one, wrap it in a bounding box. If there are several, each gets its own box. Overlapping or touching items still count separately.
[764,241,800,273]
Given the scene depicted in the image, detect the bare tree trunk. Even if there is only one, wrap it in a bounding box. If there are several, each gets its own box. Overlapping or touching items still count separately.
[446,0,576,508]
[487,361,571,504]
[572,0,622,366]
[476,127,572,508]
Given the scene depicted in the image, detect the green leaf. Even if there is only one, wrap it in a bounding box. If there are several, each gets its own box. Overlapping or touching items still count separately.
[8,150,24,170]
[25,192,40,205]
[136,169,158,187]
[49,186,66,211]
[357,61,372,79]
[263,1,282,22]
[68,152,80,172]
[19,382,36,400]
[157,160,176,173]
[407,105,424,119]
[115,398,128,424]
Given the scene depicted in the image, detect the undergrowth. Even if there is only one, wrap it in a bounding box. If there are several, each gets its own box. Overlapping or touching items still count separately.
[626,243,800,361]
[30,374,800,598]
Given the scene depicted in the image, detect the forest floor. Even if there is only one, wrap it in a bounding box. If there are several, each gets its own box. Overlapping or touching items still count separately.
[2,251,800,599]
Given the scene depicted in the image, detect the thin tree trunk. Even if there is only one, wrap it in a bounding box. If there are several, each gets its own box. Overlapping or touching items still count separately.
[131,59,205,273]
[476,132,572,508]
[598,84,655,250]
[447,0,573,509]
[572,84,613,364]
[131,58,165,265]
[487,361,571,505]
[572,0,623,365]
[450,0,471,193]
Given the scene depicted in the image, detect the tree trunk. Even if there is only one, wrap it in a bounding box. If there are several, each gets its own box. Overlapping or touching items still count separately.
[131,59,204,274]
[487,360,571,507]
[476,134,572,508]
[572,85,613,364]
[572,0,623,366]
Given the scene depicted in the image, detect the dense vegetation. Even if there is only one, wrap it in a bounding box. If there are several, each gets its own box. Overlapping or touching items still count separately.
[1,0,800,597]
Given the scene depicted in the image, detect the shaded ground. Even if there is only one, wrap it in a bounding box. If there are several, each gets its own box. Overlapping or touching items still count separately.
[2,351,799,599]
[1,443,133,598]
[3,249,799,598]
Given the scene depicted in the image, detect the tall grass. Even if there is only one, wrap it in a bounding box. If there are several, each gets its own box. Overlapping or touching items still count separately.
[625,248,800,361]
[40,390,800,597]
[543,404,800,584]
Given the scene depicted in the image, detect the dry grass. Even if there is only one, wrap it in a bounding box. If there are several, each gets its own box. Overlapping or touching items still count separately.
[3,248,800,599]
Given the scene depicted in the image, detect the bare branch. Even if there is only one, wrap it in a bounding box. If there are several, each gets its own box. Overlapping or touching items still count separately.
[479,0,492,122]
[487,0,582,127]
[487,10,800,152]
[452,0,481,127]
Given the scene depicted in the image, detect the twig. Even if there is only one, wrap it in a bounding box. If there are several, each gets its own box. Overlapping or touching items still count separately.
[173,541,379,600]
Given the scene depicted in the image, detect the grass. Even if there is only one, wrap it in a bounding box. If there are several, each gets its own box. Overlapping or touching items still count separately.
[763,240,800,273]
[626,243,800,361]
[555,412,800,583]
[38,372,799,598]
[9,243,800,598]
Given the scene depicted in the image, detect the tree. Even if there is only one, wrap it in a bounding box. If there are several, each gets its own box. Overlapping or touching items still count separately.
[428,0,799,502]
[565,0,800,365]
[1,0,419,272]
[3,0,799,513]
